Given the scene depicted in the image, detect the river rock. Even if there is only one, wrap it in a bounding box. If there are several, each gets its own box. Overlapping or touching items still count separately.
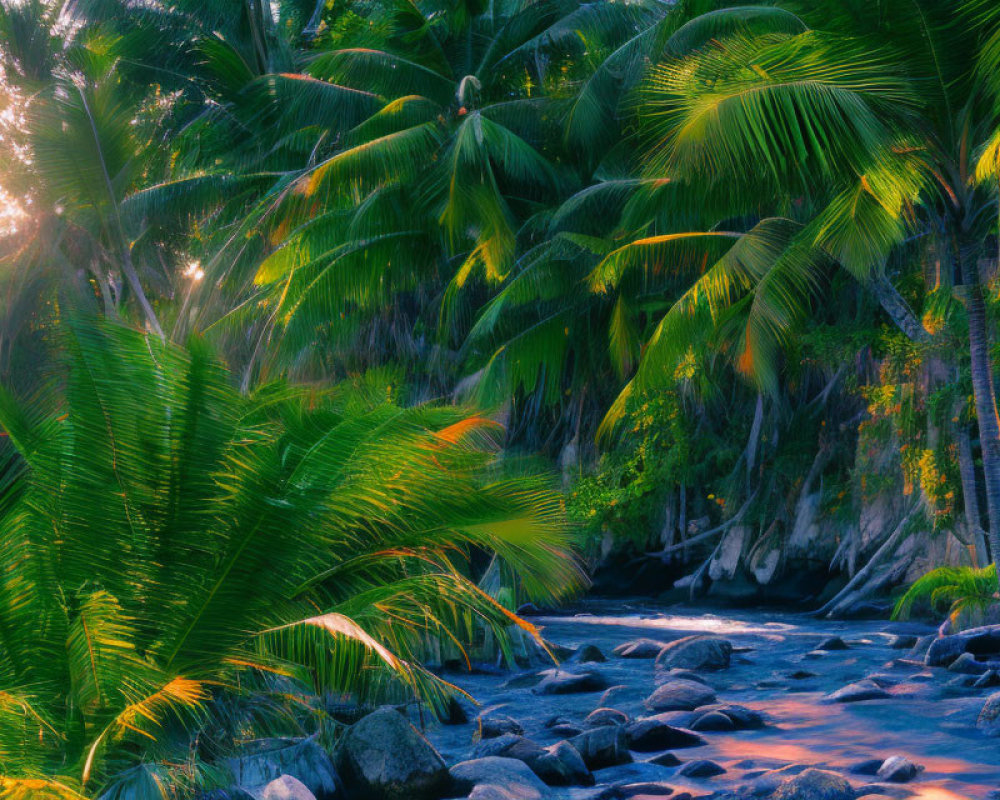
[569,725,632,769]
[480,715,524,739]
[696,703,766,730]
[474,734,539,760]
[585,707,630,728]
[227,737,342,800]
[816,636,849,651]
[659,668,711,685]
[977,691,1000,735]
[690,710,735,732]
[926,625,1000,667]
[615,639,671,658]
[253,776,317,800]
[533,668,607,695]
[948,652,989,674]
[625,717,705,751]
[678,759,726,778]
[824,680,890,703]
[655,635,732,671]
[336,707,448,800]
[876,756,922,783]
[771,768,854,800]
[473,735,593,786]
[888,634,918,650]
[644,679,716,711]
[551,723,584,738]
[646,752,682,767]
[449,757,546,798]
[596,782,676,799]
[570,644,607,663]
[850,759,884,776]
[541,741,594,786]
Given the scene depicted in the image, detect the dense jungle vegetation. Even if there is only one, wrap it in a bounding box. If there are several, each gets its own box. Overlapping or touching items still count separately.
[4,0,1000,796]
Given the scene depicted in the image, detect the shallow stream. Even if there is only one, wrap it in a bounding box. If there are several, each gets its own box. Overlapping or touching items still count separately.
[425,600,1000,800]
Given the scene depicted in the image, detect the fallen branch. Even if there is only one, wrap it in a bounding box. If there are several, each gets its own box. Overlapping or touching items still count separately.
[812,502,922,618]
[645,491,759,559]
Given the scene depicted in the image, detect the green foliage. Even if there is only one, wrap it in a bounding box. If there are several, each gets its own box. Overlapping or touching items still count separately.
[0,320,582,798]
[569,390,739,555]
[893,565,999,622]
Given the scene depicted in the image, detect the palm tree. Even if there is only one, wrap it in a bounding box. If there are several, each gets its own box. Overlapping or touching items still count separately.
[602,0,1000,561]
[0,319,582,800]
[214,0,593,380]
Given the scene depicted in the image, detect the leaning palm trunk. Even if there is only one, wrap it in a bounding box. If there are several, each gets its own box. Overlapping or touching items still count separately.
[960,247,1000,565]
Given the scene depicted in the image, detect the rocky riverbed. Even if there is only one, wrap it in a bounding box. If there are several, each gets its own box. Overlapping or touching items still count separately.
[419,600,1000,800]
[221,600,1000,800]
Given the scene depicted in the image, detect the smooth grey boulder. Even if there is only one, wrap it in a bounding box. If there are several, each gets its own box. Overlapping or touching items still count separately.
[824,680,891,703]
[253,776,316,800]
[568,725,632,769]
[614,639,670,658]
[690,710,735,732]
[625,717,705,751]
[654,635,732,671]
[977,691,1000,735]
[876,756,923,783]
[532,668,608,695]
[657,668,710,685]
[697,703,766,730]
[585,707,629,728]
[473,734,538,760]
[888,634,918,650]
[644,679,716,712]
[817,636,849,651]
[479,714,525,739]
[678,759,726,778]
[449,757,546,799]
[770,768,854,800]
[646,752,682,767]
[336,707,448,800]
[472,734,593,786]
[540,741,594,786]
[226,737,342,800]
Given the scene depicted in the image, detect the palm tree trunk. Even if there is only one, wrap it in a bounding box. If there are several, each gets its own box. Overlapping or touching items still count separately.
[869,275,928,342]
[960,249,1000,564]
[956,419,989,566]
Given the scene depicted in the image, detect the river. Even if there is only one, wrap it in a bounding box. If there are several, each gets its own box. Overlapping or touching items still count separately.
[425,599,1000,800]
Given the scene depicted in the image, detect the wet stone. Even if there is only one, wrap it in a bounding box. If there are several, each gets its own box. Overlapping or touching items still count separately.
[678,760,726,778]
